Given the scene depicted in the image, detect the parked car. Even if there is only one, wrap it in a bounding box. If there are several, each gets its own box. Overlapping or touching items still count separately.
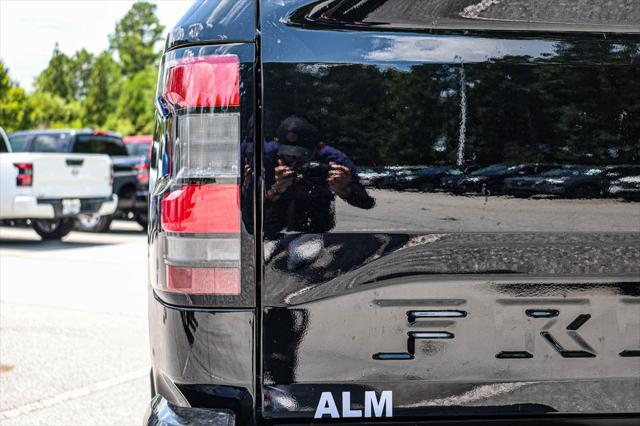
[9,129,146,231]
[441,173,466,193]
[356,167,389,186]
[124,134,152,158]
[609,175,640,200]
[124,135,152,228]
[505,165,640,198]
[440,164,482,192]
[394,166,463,192]
[145,1,640,424]
[374,167,423,189]
[449,163,557,195]
[0,127,116,239]
[364,167,392,187]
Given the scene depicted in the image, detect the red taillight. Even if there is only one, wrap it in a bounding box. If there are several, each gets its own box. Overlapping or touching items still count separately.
[14,163,33,186]
[161,184,239,233]
[134,163,150,186]
[165,55,239,108]
[92,129,108,136]
[155,53,242,300]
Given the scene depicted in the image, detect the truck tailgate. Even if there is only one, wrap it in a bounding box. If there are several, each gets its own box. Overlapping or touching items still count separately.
[28,153,112,199]
[259,0,640,421]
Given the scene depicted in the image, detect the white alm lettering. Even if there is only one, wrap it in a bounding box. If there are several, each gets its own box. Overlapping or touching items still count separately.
[342,392,362,418]
[365,390,393,418]
[313,391,393,419]
[314,392,339,419]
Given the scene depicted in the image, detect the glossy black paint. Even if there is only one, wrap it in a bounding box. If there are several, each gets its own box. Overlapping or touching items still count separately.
[148,294,255,423]
[261,276,640,417]
[285,0,640,34]
[257,0,640,421]
[147,0,640,424]
[165,0,256,50]
[392,167,463,192]
[450,164,558,195]
[503,165,640,198]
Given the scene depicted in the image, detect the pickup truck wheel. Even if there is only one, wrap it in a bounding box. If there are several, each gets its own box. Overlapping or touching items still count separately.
[75,214,113,233]
[32,219,75,240]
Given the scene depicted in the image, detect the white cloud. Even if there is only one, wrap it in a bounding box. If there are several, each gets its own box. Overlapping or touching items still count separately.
[0,0,191,91]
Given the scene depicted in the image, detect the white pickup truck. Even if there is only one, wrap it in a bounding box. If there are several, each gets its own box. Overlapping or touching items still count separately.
[0,127,117,240]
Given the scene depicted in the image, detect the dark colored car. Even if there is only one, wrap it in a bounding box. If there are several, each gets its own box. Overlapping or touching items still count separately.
[609,175,640,200]
[146,1,640,425]
[440,164,482,192]
[356,167,391,186]
[373,167,423,189]
[449,163,557,195]
[124,135,152,158]
[124,135,152,228]
[394,166,463,191]
[505,165,640,198]
[9,129,147,231]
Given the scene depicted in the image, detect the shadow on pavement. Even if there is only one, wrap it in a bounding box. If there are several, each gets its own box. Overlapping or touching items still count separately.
[0,238,116,251]
[104,228,146,235]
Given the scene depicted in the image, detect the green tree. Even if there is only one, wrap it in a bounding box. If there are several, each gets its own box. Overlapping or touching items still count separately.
[32,45,94,102]
[34,43,75,100]
[82,51,120,127]
[70,48,95,99]
[0,61,31,133]
[2,1,166,135]
[110,66,157,133]
[0,60,10,96]
[109,1,164,76]
[26,91,82,129]
[104,116,136,135]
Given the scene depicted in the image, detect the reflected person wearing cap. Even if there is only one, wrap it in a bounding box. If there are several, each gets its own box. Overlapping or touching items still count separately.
[264,116,374,236]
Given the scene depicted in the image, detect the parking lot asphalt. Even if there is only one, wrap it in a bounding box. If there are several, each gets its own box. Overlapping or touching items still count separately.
[0,221,149,426]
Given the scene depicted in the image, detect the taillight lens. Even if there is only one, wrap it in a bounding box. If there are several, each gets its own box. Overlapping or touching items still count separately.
[161,184,239,233]
[14,163,33,187]
[134,162,150,187]
[154,53,242,301]
[167,266,240,295]
[165,54,239,108]
[173,112,240,180]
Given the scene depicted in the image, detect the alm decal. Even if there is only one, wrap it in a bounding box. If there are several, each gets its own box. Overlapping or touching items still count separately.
[314,391,393,419]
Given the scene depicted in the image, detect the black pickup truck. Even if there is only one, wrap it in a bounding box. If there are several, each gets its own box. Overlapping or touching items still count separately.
[145,1,640,425]
[9,129,147,231]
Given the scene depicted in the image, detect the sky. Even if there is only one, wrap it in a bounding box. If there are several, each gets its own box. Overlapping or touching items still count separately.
[0,0,192,92]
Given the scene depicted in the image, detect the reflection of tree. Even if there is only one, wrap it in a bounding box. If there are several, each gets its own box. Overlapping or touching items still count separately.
[264,38,639,166]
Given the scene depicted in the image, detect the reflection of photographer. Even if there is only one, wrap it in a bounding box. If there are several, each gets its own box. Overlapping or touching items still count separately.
[264,116,374,236]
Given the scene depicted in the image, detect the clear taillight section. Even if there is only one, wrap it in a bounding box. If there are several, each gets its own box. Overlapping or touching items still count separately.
[174,112,240,180]
[154,53,242,300]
